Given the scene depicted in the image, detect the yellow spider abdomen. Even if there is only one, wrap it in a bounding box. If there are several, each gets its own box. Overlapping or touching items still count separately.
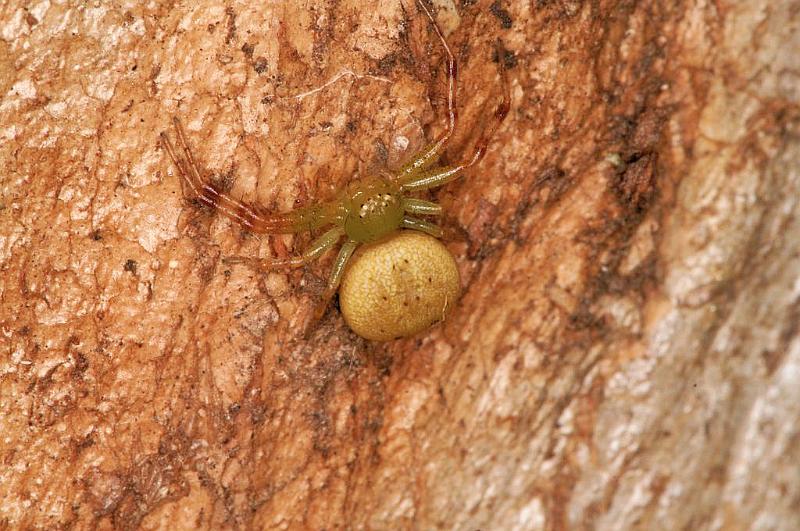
[339,230,461,341]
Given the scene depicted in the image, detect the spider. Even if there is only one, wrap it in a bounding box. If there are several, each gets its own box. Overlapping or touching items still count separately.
[160,0,510,334]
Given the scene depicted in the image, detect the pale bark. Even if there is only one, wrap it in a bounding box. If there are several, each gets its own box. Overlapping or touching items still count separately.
[1,0,799,529]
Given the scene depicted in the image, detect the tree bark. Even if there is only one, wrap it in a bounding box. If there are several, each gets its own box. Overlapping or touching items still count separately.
[1,0,798,529]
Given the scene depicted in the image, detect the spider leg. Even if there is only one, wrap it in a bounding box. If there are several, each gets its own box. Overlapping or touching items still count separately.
[399,41,511,191]
[399,165,461,192]
[398,30,511,191]
[402,197,443,216]
[396,0,459,180]
[223,226,345,272]
[309,240,359,328]
[161,116,342,233]
[458,43,511,169]
[401,216,443,238]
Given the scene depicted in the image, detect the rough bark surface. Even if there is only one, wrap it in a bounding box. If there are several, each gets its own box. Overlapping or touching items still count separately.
[1,0,799,529]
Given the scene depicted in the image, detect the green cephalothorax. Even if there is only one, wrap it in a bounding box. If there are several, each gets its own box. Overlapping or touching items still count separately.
[343,176,404,243]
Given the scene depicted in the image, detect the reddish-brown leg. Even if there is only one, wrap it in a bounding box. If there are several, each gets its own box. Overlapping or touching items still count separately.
[160,117,341,233]
[396,0,460,179]
[460,41,511,167]
[400,40,511,191]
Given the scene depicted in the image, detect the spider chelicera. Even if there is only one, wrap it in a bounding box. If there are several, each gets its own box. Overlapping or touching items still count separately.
[160,0,510,328]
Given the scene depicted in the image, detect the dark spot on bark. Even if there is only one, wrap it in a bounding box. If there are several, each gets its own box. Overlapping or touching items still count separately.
[613,152,658,214]
[374,139,388,164]
[501,49,518,69]
[241,42,254,58]
[490,1,513,29]
[72,352,89,379]
[90,230,102,241]
[124,259,137,274]
[376,53,397,75]
[225,7,237,44]
[254,57,269,74]
[75,433,94,451]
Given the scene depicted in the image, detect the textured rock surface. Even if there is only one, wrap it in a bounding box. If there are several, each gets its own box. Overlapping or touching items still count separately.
[1,0,799,529]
